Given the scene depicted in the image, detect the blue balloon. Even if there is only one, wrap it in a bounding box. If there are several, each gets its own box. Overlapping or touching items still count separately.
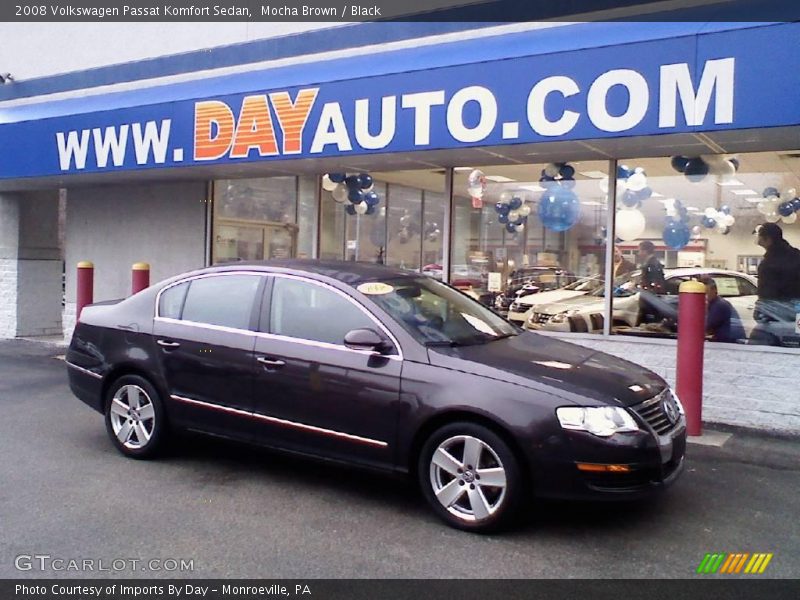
[663,222,691,250]
[509,197,522,210]
[363,191,380,206]
[763,187,779,198]
[505,222,518,234]
[671,156,689,173]
[358,173,374,189]
[621,190,641,208]
[792,198,800,212]
[729,158,740,171]
[560,178,576,190]
[684,158,709,182]
[702,216,717,229]
[538,188,581,232]
[559,164,575,179]
[365,204,376,215]
[495,202,510,215]
[348,188,364,203]
[720,204,731,215]
[345,204,356,215]
[539,176,558,189]
[617,165,633,180]
[635,186,653,201]
[328,173,346,183]
[778,201,794,217]
[345,175,361,189]
[498,214,509,224]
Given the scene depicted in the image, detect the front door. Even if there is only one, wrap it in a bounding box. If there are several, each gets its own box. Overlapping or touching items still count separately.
[251,276,402,469]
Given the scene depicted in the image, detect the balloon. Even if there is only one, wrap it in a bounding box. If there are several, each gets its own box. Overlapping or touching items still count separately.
[518,205,531,217]
[354,202,368,215]
[778,201,794,217]
[329,173,346,183]
[509,197,522,210]
[508,210,520,222]
[332,184,348,203]
[782,212,798,224]
[678,206,689,221]
[468,185,484,199]
[345,204,356,215]
[718,159,736,181]
[684,157,709,182]
[358,173,373,189]
[782,188,797,201]
[322,174,338,192]
[792,198,800,212]
[495,202,510,215]
[498,191,512,204]
[365,204,376,215]
[468,169,486,189]
[498,214,509,224]
[345,175,361,189]
[634,167,646,175]
[729,157,740,171]
[671,156,689,172]
[617,164,633,180]
[400,214,411,226]
[720,226,731,235]
[544,163,561,178]
[559,164,575,179]
[757,201,772,216]
[505,222,518,233]
[560,178,576,190]
[626,171,648,192]
[621,190,641,208]
[720,205,731,215]
[663,222,691,250]
[538,188,581,232]
[702,216,717,229]
[615,208,646,241]
[704,207,717,218]
[722,214,735,227]
[364,191,380,206]
[635,186,653,201]
[515,223,526,233]
[765,211,781,223]
[692,225,702,236]
[763,187,779,198]
[348,188,364,203]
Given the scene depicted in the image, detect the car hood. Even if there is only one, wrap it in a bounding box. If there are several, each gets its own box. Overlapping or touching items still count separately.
[534,294,606,315]
[428,332,665,406]
[516,289,588,307]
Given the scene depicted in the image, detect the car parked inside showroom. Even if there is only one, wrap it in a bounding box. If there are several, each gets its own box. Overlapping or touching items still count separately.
[506,275,605,323]
[66,260,686,532]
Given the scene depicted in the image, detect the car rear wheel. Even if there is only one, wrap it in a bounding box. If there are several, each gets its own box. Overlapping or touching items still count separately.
[105,375,167,459]
[418,422,523,532]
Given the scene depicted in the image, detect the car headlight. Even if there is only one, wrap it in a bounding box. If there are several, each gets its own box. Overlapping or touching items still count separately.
[550,309,578,324]
[556,406,640,437]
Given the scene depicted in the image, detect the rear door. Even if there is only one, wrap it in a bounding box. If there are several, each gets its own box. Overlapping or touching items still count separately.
[152,273,264,435]
[251,275,402,468]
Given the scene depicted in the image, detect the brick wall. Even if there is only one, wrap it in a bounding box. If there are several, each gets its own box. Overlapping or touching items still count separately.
[546,332,800,436]
[0,259,18,338]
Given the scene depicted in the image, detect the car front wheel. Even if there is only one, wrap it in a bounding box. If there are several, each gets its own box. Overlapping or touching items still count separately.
[104,375,167,459]
[418,422,523,532]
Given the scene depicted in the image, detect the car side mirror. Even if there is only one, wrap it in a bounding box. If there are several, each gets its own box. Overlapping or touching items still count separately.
[344,328,390,354]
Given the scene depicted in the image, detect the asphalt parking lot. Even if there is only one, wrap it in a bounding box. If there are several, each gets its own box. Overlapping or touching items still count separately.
[1,339,798,579]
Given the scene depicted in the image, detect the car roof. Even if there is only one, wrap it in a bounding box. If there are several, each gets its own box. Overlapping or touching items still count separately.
[200,259,418,285]
[664,267,757,280]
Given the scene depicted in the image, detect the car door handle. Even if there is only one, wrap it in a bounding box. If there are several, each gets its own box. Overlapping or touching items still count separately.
[257,356,286,367]
[157,339,181,348]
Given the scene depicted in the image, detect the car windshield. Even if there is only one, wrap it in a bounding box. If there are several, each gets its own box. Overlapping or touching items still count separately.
[562,276,605,292]
[588,271,642,298]
[355,276,519,346]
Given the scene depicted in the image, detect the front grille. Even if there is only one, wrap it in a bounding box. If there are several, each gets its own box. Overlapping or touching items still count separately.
[509,301,527,313]
[530,311,554,324]
[632,389,680,435]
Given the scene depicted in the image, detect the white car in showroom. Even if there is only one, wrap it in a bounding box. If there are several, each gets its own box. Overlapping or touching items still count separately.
[506,275,605,323]
[525,268,759,336]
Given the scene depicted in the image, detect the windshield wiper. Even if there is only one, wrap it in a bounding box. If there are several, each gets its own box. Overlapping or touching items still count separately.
[425,340,473,347]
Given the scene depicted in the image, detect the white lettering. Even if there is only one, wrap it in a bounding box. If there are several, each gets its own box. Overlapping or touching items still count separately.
[56,130,91,170]
[92,125,129,168]
[310,103,352,153]
[527,76,580,136]
[446,86,497,143]
[131,120,171,165]
[587,69,649,132]
[401,90,445,145]
[659,58,735,127]
[354,96,396,150]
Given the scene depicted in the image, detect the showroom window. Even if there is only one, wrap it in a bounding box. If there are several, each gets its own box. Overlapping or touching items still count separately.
[610,152,800,348]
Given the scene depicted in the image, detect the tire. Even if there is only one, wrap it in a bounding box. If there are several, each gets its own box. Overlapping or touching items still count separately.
[104,375,167,459]
[418,421,524,533]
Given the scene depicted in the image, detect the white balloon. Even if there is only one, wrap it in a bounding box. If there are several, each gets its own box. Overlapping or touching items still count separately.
[544,163,560,178]
[615,208,646,241]
[498,191,512,204]
[515,223,525,233]
[692,225,702,236]
[518,205,531,217]
[723,214,735,227]
[757,202,771,216]
[718,159,736,181]
[598,177,609,194]
[781,188,797,201]
[354,202,368,215]
[782,212,798,224]
[468,185,484,199]
[765,211,781,223]
[322,174,338,192]
[626,172,648,192]
[508,210,520,222]
[704,207,717,218]
[332,184,348,203]
[702,154,727,175]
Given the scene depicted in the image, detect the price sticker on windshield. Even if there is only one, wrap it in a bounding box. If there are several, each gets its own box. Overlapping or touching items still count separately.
[357,282,394,295]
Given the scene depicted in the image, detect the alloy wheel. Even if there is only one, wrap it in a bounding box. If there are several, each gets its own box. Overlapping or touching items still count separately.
[108,384,156,450]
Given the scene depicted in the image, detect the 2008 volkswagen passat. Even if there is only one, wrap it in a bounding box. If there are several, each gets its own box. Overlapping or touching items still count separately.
[67,260,685,532]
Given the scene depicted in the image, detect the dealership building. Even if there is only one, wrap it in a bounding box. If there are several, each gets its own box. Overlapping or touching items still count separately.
[0,18,799,433]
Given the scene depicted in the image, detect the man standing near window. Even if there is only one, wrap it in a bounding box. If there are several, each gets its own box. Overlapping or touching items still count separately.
[755,223,800,300]
[637,241,665,293]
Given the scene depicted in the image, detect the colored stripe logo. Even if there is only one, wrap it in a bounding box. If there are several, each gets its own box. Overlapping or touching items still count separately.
[696,553,773,574]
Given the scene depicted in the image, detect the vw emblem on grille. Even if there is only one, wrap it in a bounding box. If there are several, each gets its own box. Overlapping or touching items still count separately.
[663,395,679,424]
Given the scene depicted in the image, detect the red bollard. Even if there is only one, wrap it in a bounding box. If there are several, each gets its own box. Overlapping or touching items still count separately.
[76,261,94,321]
[132,262,150,295]
[676,280,706,436]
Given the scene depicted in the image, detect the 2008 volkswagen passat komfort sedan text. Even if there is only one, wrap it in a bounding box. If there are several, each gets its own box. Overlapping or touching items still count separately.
[67,261,686,532]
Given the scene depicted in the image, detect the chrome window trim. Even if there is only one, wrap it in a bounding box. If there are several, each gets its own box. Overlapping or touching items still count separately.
[171,394,388,448]
[66,361,103,380]
[154,270,404,360]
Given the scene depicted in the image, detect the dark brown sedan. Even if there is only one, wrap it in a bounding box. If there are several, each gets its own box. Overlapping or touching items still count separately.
[67,260,686,532]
